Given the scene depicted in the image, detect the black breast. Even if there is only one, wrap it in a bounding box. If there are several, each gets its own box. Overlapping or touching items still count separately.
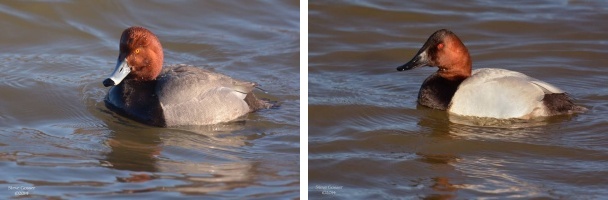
[104,79,166,127]
[417,73,464,110]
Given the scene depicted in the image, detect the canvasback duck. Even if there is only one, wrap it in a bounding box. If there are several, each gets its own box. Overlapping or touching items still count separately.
[103,26,272,127]
[396,29,585,119]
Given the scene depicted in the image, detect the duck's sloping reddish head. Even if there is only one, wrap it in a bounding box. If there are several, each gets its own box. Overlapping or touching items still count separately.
[396,29,472,81]
[103,26,164,87]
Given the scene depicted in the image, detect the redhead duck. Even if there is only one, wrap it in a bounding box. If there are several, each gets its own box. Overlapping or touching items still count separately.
[396,29,585,119]
[103,26,272,127]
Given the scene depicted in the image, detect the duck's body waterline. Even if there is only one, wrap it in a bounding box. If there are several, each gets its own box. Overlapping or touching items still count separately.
[103,27,271,127]
[397,29,585,119]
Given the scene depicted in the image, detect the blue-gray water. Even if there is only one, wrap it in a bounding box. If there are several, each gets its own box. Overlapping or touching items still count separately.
[309,1,608,199]
[0,1,299,199]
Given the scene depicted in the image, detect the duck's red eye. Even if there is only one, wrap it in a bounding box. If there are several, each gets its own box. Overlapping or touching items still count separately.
[437,43,444,50]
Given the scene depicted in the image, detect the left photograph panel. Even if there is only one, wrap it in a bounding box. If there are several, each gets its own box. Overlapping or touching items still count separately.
[0,0,299,198]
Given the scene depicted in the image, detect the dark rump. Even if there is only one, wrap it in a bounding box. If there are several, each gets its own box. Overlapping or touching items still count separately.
[542,93,586,115]
[244,92,278,111]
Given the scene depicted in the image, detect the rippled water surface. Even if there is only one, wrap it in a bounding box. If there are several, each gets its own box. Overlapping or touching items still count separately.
[0,1,299,199]
[309,1,608,199]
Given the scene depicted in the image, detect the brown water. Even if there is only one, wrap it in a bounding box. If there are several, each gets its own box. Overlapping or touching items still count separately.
[0,1,299,199]
[309,1,608,199]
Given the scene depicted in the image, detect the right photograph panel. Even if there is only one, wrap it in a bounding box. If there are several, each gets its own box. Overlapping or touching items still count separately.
[308,1,608,199]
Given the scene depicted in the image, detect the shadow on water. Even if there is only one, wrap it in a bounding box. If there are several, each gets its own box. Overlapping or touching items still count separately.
[414,106,576,199]
[102,125,162,172]
[409,105,586,198]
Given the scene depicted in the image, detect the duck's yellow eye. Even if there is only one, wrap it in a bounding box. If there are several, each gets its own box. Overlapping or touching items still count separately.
[135,49,140,54]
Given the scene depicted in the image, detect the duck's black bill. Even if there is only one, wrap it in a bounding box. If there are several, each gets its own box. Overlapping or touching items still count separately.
[396,54,426,71]
[103,78,115,87]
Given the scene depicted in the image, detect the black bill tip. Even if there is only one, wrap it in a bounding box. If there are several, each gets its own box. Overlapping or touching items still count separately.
[103,78,115,87]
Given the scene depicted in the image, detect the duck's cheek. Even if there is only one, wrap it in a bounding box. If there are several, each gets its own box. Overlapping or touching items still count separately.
[142,57,152,67]
[127,55,144,69]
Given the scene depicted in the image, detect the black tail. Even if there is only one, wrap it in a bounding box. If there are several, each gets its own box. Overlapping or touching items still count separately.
[542,93,587,115]
[245,92,279,112]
